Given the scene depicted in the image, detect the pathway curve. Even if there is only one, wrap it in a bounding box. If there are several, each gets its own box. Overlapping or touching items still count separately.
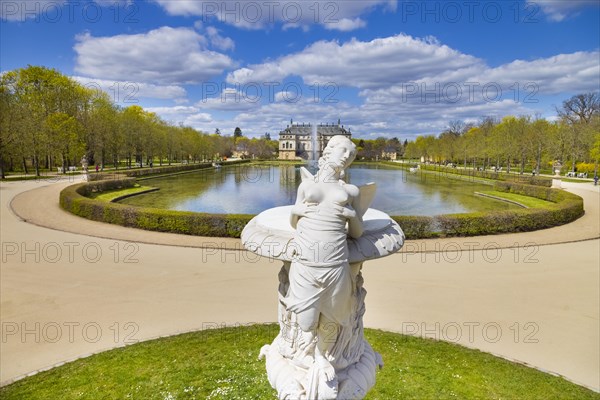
[1,177,598,391]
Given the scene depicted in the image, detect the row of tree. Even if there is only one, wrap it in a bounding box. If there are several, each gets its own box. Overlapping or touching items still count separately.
[353,137,406,160]
[0,66,277,178]
[403,93,600,174]
[1,66,598,178]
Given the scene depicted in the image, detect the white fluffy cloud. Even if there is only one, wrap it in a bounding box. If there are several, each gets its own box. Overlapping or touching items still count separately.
[72,76,187,102]
[227,34,482,89]
[153,0,394,30]
[74,27,234,85]
[470,51,600,94]
[145,31,598,139]
[324,17,367,32]
[528,0,599,21]
[227,34,599,105]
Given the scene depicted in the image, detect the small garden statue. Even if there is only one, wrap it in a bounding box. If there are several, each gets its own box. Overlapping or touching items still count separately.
[80,155,89,181]
[242,135,404,399]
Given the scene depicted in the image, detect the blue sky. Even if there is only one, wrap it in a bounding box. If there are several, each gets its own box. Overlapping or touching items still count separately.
[1,0,599,139]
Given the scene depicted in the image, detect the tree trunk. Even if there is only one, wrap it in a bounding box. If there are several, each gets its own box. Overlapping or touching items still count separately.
[22,157,28,175]
[34,154,40,177]
[520,155,525,174]
[0,155,5,179]
[536,145,542,174]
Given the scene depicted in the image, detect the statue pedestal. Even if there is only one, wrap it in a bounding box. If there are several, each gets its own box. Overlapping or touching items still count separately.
[242,206,404,399]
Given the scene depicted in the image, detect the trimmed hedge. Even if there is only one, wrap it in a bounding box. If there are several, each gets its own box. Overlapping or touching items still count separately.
[432,181,584,237]
[381,161,553,187]
[60,178,253,238]
[60,173,584,239]
[392,215,438,239]
[123,159,250,178]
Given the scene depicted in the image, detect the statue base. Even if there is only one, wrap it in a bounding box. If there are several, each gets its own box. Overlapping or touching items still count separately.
[242,206,404,400]
[260,339,382,400]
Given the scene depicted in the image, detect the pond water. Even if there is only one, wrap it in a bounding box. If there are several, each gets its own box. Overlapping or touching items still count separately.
[119,165,518,216]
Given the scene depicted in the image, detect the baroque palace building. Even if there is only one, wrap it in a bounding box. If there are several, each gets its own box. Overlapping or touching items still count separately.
[278,119,352,160]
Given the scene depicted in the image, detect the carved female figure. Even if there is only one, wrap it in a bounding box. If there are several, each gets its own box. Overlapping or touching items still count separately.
[285,135,364,394]
[247,134,401,400]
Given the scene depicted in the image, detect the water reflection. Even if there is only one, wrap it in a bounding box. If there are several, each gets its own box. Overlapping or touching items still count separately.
[119,165,518,215]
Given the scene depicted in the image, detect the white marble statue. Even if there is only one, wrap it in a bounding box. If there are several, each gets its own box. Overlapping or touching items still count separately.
[242,135,404,400]
[80,155,89,181]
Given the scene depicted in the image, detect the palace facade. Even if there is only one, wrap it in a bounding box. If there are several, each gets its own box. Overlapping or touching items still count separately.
[278,120,352,160]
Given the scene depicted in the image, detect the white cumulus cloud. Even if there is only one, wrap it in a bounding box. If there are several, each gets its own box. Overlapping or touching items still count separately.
[528,0,599,21]
[74,26,234,85]
[227,34,483,89]
[72,76,187,101]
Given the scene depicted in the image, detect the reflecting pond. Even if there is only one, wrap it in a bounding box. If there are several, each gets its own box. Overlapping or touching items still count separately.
[119,165,518,216]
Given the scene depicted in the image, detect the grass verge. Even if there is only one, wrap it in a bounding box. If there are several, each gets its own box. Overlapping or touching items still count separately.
[477,191,556,209]
[88,186,158,202]
[1,325,597,400]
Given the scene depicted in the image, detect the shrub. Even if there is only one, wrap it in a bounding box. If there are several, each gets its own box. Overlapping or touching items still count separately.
[575,162,597,174]
[434,181,584,236]
[381,162,553,187]
[60,171,584,239]
[123,160,250,178]
[392,216,437,239]
[60,181,254,238]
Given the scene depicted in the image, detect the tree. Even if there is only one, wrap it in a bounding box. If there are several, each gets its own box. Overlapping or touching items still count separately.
[557,93,600,124]
[527,118,552,174]
[590,133,600,176]
[446,120,466,135]
[45,112,84,173]
[1,66,88,176]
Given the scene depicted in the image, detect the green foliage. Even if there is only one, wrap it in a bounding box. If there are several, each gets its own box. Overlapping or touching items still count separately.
[61,170,583,240]
[1,325,598,400]
[1,66,276,178]
[402,101,599,177]
[381,161,553,187]
[434,182,584,236]
[478,191,554,208]
[89,186,157,202]
[60,178,253,238]
[392,216,437,239]
[575,162,597,174]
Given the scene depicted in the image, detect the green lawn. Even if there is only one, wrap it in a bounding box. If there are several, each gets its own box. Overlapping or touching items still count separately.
[88,186,158,202]
[1,325,597,400]
[560,178,595,183]
[479,191,556,209]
